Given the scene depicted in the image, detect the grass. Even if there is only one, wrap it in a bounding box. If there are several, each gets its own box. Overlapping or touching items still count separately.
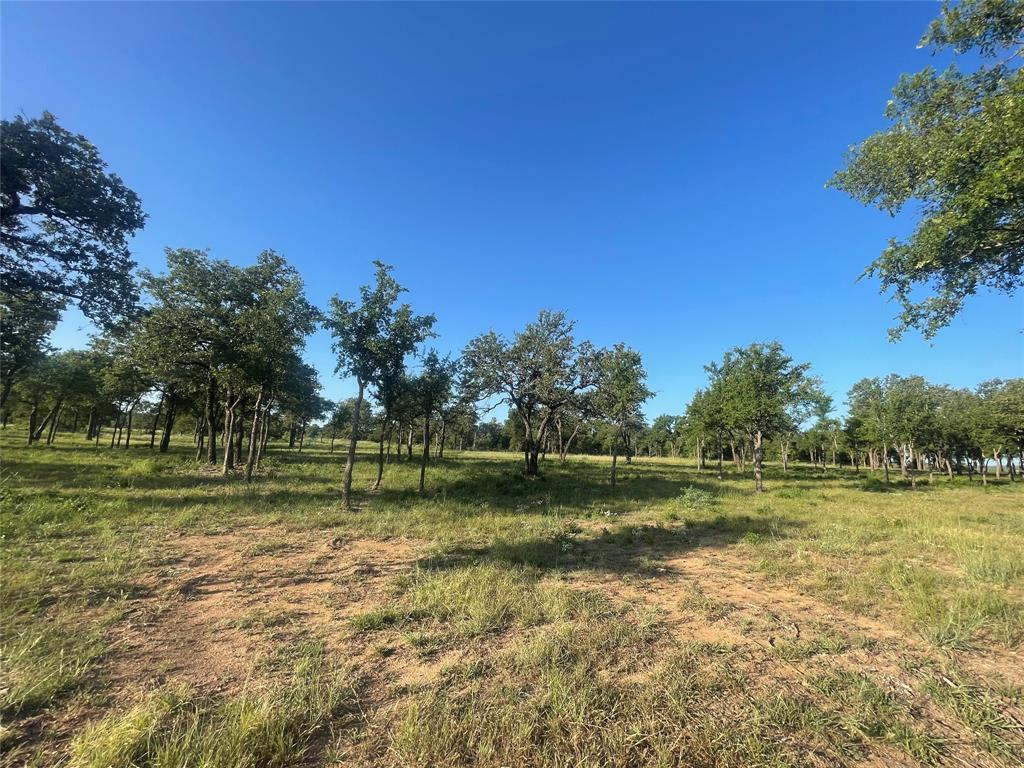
[69,645,355,768]
[2,426,1023,766]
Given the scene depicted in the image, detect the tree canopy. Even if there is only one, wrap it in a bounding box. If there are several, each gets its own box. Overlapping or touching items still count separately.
[0,112,146,329]
[830,0,1024,339]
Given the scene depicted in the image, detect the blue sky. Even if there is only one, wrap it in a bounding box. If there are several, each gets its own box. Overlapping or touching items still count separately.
[3,1,1021,418]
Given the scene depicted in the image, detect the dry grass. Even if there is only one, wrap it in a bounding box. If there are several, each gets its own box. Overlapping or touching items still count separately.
[2,428,1023,767]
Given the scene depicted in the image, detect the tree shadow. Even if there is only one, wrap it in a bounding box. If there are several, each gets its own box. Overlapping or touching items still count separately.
[413,514,805,578]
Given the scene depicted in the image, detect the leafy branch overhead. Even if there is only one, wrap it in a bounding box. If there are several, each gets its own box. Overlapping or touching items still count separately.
[830,0,1024,339]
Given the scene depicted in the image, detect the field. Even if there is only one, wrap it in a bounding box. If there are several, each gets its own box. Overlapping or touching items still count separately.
[2,431,1023,768]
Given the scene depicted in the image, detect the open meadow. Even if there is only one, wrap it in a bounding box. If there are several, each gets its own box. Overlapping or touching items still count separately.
[2,430,1022,768]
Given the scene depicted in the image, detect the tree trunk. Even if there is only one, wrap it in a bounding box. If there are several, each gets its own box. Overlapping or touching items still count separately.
[205,375,217,464]
[883,445,890,484]
[149,394,164,450]
[419,415,429,493]
[160,395,176,453]
[195,422,205,461]
[124,403,136,449]
[244,389,264,482]
[993,449,1002,480]
[342,379,365,509]
[558,423,581,464]
[438,419,446,459]
[753,430,764,492]
[256,408,271,471]
[611,443,618,487]
[110,408,121,448]
[32,402,58,443]
[236,405,245,462]
[46,402,62,445]
[373,413,389,491]
[222,389,235,475]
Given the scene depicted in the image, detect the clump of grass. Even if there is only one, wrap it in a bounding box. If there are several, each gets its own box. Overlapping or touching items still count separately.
[389,639,801,768]
[0,623,105,717]
[677,485,717,511]
[680,585,735,622]
[243,538,292,557]
[956,543,1023,585]
[921,664,1023,762]
[113,457,168,487]
[771,632,849,661]
[69,648,354,768]
[887,563,995,649]
[350,562,611,637]
[812,670,943,764]
[233,608,299,631]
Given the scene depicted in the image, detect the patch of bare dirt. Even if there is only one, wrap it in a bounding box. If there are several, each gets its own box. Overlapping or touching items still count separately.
[104,528,421,695]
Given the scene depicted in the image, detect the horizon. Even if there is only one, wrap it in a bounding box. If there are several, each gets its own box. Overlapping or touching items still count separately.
[3,1,1021,419]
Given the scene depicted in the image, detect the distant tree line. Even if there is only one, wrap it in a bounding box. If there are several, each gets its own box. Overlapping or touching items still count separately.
[3,38,1022,500]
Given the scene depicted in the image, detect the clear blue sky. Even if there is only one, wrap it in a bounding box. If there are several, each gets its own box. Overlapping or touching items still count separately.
[3,1,1021,418]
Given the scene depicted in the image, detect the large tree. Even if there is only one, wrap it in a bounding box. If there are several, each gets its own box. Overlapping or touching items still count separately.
[326,262,434,508]
[830,0,1024,339]
[1,112,146,328]
[463,310,601,477]
[706,342,823,492]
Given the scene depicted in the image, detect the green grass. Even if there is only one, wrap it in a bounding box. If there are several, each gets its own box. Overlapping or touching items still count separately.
[2,426,1023,767]
[69,646,355,768]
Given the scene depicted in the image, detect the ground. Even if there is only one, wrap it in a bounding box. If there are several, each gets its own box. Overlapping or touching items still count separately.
[1,431,1022,767]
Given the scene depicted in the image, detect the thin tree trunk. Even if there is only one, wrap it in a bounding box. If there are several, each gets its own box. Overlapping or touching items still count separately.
[149,395,163,450]
[753,430,764,492]
[222,389,236,475]
[205,375,217,464]
[419,415,429,493]
[124,403,136,449]
[160,395,176,453]
[110,408,121,448]
[46,402,63,445]
[342,379,365,508]
[245,389,264,482]
[373,412,389,490]
[611,443,618,487]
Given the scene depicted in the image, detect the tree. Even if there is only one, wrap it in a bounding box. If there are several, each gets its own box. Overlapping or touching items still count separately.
[326,262,434,508]
[886,375,938,487]
[138,249,241,464]
[847,377,896,482]
[647,415,681,458]
[0,290,60,411]
[463,311,601,476]
[830,0,1024,339]
[705,342,823,492]
[367,299,435,491]
[233,253,320,479]
[977,378,1024,480]
[683,387,729,478]
[593,343,652,486]
[327,396,374,454]
[1,112,146,329]
[411,350,457,493]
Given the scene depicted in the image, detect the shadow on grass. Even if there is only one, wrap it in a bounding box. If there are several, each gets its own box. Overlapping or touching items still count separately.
[414,514,805,577]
